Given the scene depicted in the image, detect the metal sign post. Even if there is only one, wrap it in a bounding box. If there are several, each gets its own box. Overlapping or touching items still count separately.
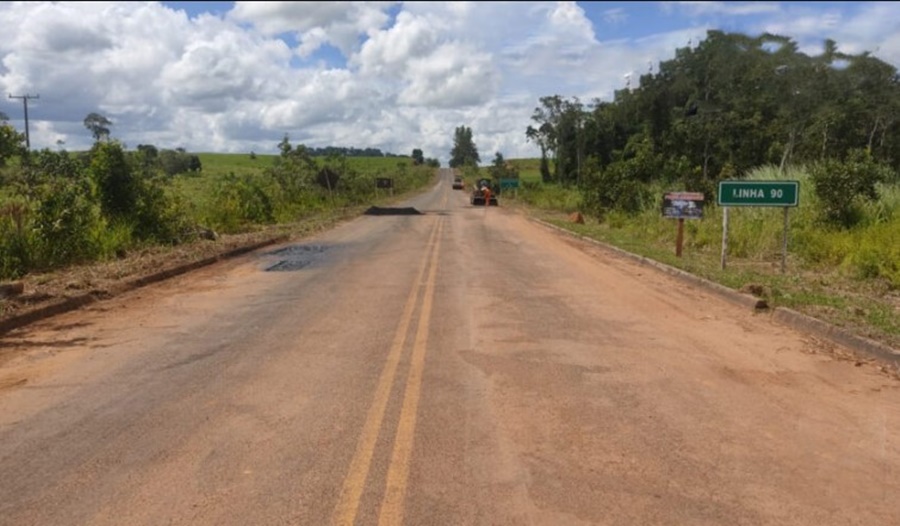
[500,178,519,199]
[718,180,800,274]
[721,206,729,270]
[376,177,394,197]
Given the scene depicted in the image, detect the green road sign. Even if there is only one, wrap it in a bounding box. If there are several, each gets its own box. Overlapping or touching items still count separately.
[718,180,799,207]
[500,178,519,189]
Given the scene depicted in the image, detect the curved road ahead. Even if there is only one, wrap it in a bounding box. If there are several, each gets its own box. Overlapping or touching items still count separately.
[1,169,898,525]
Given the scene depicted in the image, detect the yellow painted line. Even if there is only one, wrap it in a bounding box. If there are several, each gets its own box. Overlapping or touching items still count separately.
[331,218,442,526]
[377,219,444,526]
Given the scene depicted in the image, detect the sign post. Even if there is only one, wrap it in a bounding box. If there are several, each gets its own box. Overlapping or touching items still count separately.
[662,192,704,257]
[376,177,394,197]
[721,206,729,270]
[500,178,519,198]
[717,180,800,273]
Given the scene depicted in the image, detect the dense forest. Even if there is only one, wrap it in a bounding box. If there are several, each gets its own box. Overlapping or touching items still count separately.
[527,30,900,225]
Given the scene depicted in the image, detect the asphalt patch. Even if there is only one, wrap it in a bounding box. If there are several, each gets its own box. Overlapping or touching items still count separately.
[266,244,327,272]
[363,206,423,216]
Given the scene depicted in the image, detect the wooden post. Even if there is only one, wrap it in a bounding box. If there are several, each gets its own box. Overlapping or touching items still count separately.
[676,218,685,257]
[721,206,729,270]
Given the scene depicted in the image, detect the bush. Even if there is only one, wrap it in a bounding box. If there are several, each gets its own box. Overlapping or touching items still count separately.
[0,200,33,279]
[207,173,275,233]
[89,141,139,220]
[810,149,889,227]
[581,158,649,219]
[33,178,105,268]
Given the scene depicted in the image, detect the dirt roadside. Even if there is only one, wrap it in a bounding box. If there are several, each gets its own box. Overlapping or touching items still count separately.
[0,213,354,337]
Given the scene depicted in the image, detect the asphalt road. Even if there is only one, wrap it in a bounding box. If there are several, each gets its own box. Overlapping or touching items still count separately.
[1,168,898,525]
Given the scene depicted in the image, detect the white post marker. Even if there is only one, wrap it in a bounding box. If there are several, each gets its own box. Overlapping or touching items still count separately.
[782,206,789,274]
[721,206,729,270]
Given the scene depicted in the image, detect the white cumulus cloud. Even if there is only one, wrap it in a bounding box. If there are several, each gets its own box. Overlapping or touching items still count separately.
[0,1,897,164]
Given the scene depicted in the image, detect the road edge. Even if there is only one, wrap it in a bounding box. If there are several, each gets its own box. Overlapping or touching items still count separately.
[0,236,289,336]
[529,217,900,370]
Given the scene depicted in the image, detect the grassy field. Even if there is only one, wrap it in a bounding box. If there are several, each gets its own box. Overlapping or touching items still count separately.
[194,153,415,177]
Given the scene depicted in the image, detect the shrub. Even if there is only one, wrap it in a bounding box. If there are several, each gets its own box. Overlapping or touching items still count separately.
[581,158,649,219]
[33,178,105,268]
[207,173,275,233]
[0,200,33,279]
[809,149,889,227]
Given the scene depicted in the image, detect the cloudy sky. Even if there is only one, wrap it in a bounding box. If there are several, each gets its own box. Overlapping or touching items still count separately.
[2,1,899,164]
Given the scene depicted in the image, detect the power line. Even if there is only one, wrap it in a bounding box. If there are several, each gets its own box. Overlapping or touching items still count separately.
[8,93,39,150]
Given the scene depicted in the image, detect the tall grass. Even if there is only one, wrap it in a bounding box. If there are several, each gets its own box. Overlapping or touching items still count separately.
[510,160,900,288]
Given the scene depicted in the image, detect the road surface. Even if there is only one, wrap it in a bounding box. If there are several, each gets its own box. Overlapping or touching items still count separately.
[1,168,898,525]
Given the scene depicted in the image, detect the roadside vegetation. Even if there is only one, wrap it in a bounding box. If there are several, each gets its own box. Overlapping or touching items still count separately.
[0,113,438,281]
[495,30,900,348]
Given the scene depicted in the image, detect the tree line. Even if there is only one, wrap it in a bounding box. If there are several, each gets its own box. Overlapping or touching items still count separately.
[525,30,900,225]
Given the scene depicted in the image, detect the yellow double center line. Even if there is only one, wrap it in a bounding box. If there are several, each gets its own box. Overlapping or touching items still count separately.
[332,217,444,526]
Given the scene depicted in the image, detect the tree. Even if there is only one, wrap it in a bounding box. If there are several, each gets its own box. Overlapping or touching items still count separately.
[0,121,26,166]
[88,141,138,220]
[268,135,318,201]
[84,112,112,142]
[136,144,159,159]
[411,148,425,165]
[449,126,480,168]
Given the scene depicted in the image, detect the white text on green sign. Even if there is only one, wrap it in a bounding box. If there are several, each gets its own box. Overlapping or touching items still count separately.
[717,181,799,207]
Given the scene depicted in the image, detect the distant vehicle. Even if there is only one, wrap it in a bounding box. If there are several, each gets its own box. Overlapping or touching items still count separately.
[471,178,498,206]
[452,176,465,190]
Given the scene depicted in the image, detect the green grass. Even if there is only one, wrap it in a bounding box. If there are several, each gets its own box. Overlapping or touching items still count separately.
[195,153,277,176]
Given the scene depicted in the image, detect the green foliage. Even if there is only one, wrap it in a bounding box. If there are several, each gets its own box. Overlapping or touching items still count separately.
[539,156,551,182]
[0,200,33,278]
[89,141,138,220]
[580,151,654,219]
[206,172,276,233]
[411,148,424,165]
[527,96,586,184]
[158,148,202,176]
[0,142,436,279]
[130,176,190,244]
[83,112,112,142]
[488,152,518,182]
[33,177,105,268]
[529,29,900,203]
[809,149,889,227]
[516,180,582,213]
[0,122,26,166]
[88,141,187,244]
[449,126,480,168]
[267,136,317,201]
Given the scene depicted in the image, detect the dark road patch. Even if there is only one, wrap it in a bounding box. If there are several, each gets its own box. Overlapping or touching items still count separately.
[265,245,328,272]
[363,206,422,216]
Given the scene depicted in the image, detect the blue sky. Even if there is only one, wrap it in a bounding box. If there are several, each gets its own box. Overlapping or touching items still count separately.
[2,2,899,161]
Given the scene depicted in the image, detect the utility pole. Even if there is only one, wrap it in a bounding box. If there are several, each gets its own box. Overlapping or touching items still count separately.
[8,93,39,150]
